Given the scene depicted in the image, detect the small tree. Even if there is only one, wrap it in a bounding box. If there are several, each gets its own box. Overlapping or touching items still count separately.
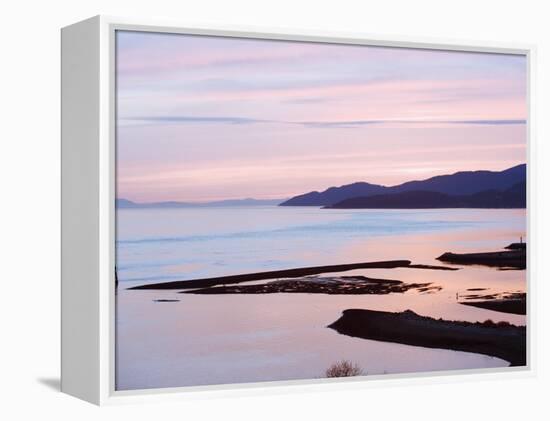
[325,360,364,378]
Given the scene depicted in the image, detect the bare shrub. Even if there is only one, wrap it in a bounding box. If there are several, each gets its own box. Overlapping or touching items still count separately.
[325,360,364,378]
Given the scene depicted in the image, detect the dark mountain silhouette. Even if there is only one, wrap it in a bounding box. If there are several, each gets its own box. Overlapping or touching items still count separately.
[388,164,526,196]
[326,182,526,209]
[116,198,284,208]
[280,164,526,207]
[280,182,387,207]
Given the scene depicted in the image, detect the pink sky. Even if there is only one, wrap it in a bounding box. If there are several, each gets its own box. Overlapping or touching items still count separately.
[116,31,527,202]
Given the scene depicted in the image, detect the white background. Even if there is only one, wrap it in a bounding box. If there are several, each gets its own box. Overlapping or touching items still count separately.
[1,0,548,419]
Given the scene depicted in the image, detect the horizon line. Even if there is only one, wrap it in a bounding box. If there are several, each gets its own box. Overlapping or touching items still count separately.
[117,162,526,204]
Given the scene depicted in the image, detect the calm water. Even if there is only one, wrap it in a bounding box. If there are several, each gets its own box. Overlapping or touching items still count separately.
[116,207,526,390]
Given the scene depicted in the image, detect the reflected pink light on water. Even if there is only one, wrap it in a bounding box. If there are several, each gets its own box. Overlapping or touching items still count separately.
[116,208,526,389]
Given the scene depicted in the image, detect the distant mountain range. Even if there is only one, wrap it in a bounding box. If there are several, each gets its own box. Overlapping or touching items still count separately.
[280,164,526,209]
[326,182,526,209]
[117,198,284,208]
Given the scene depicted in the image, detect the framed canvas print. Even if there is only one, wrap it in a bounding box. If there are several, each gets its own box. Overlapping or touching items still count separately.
[61,16,533,405]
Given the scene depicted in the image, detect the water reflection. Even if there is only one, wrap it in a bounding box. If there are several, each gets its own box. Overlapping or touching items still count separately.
[116,207,526,390]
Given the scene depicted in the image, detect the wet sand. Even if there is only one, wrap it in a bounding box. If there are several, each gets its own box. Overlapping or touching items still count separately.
[183,275,441,295]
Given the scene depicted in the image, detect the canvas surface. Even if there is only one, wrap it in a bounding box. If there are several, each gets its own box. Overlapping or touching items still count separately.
[114,30,527,390]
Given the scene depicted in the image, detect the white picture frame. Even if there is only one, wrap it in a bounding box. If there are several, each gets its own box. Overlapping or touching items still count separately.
[61,15,535,405]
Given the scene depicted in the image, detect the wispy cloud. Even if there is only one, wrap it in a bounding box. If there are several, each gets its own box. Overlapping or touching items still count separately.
[282,97,332,105]
[126,116,271,125]
[116,31,527,202]
[447,119,526,125]
[296,118,526,128]
[122,115,526,128]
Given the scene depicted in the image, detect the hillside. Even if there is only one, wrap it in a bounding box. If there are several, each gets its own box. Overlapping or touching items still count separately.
[280,164,526,207]
[280,182,386,206]
[326,182,526,209]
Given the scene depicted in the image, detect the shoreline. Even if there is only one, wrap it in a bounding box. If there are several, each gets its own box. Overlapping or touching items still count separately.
[460,296,526,315]
[128,243,524,292]
[128,260,413,290]
[328,309,526,366]
[182,275,441,295]
[127,260,463,290]
[437,245,526,269]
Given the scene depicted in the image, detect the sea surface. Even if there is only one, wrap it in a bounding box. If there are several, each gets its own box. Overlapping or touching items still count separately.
[116,206,527,390]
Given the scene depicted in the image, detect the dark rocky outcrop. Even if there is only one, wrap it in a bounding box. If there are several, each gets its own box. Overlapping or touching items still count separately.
[437,248,526,269]
[328,308,526,366]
